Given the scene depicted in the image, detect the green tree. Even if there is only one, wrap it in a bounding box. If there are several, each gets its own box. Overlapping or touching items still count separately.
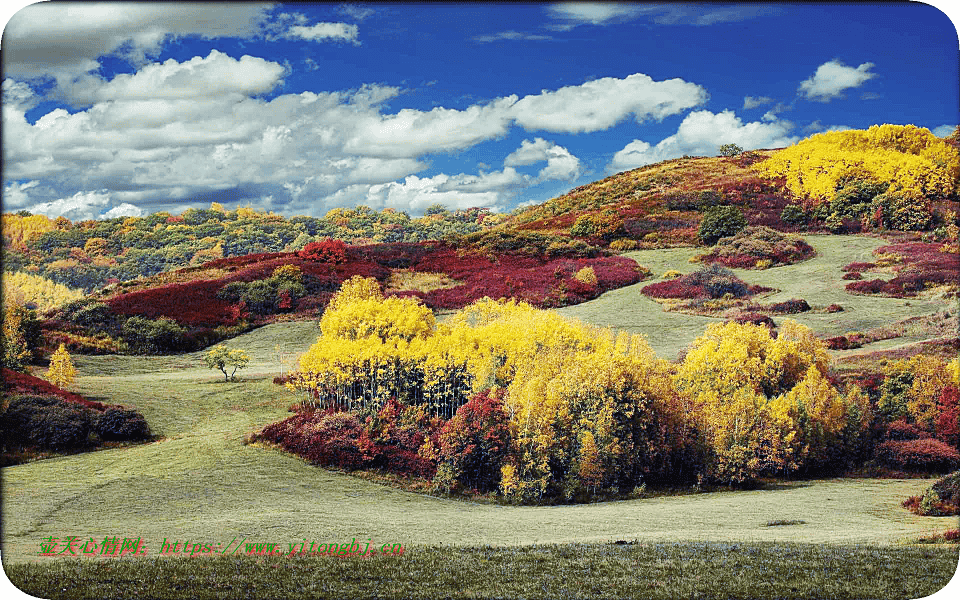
[698,205,748,245]
[719,143,744,157]
[204,345,250,382]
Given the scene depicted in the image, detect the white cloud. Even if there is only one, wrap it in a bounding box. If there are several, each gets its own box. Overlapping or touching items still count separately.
[2,78,38,111]
[4,45,708,218]
[285,22,359,44]
[474,30,554,42]
[3,3,274,84]
[510,73,707,133]
[343,97,518,158]
[337,4,376,21]
[505,138,582,182]
[363,172,521,214]
[608,110,799,172]
[3,180,41,210]
[933,124,958,137]
[547,3,643,27]
[547,3,773,29]
[101,203,144,219]
[28,190,115,221]
[799,60,876,102]
[743,95,773,109]
[63,50,286,106]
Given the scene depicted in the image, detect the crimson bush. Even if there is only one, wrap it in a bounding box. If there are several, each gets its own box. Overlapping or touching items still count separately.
[437,390,511,492]
[876,438,960,472]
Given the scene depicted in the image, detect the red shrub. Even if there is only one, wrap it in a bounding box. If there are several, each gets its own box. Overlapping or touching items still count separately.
[935,385,959,448]
[843,262,875,272]
[885,420,928,441]
[876,438,960,471]
[299,239,347,264]
[825,304,844,313]
[825,336,854,350]
[1,368,106,411]
[842,272,863,280]
[846,278,888,295]
[438,389,511,492]
[945,529,960,541]
[902,496,922,513]
[259,401,443,479]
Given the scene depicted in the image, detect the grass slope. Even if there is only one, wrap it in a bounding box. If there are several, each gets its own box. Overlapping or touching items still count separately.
[2,276,957,566]
[3,233,958,597]
[7,543,958,599]
[558,234,952,361]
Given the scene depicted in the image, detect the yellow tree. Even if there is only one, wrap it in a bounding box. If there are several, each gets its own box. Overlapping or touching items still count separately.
[45,343,76,388]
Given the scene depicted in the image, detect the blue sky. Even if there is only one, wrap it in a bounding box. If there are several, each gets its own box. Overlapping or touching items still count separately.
[1,2,958,221]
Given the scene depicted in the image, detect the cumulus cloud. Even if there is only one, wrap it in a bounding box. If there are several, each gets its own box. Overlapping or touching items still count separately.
[3,3,274,84]
[510,74,707,133]
[799,60,876,102]
[608,110,799,172]
[27,190,119,221]
[285,22,360,44]
[2,79,39,111]
[101,203,145,219]
[743,95,773,109]
[362,170,528,214]
[63,50,287,106]
[343,97,518,157]
[505,138,582,182]
[3,180,41,210]
[4,45,707,218]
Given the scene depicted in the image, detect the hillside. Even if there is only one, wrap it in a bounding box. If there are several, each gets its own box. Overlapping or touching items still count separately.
[506,150,790,243]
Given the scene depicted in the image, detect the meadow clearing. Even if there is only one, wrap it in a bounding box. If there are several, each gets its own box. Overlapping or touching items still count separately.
[3,234,958,598]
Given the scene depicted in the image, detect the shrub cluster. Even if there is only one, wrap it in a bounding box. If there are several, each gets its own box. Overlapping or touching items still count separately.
[641,265,770,300]
[767,299,811,314]
[698,205,748,245]
[845,242,959,298]
[697,226,815,269]
[298,239,347,264]
[269,285,880,502]
[903,471,960,516]
[47,239,646,356]
[257,399,442,479]
[1,388,150,464]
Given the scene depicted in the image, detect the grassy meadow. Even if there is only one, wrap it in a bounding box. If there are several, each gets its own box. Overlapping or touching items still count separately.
[3,234,959,598]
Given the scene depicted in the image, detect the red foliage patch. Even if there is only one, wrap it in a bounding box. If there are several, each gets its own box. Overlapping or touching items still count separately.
[842,272,863,280]
[258,401,443,479]
[876,438,960,471]
[935,385,959,448]
[1,368,106,411]
[299,239,347,264]
[843,262,876,272]
[884,420,928,441]
[641,267,771,300]
[824,336,856,350]
[846,243,959,297]
[106,279,237,327]
[407,246,645,309]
